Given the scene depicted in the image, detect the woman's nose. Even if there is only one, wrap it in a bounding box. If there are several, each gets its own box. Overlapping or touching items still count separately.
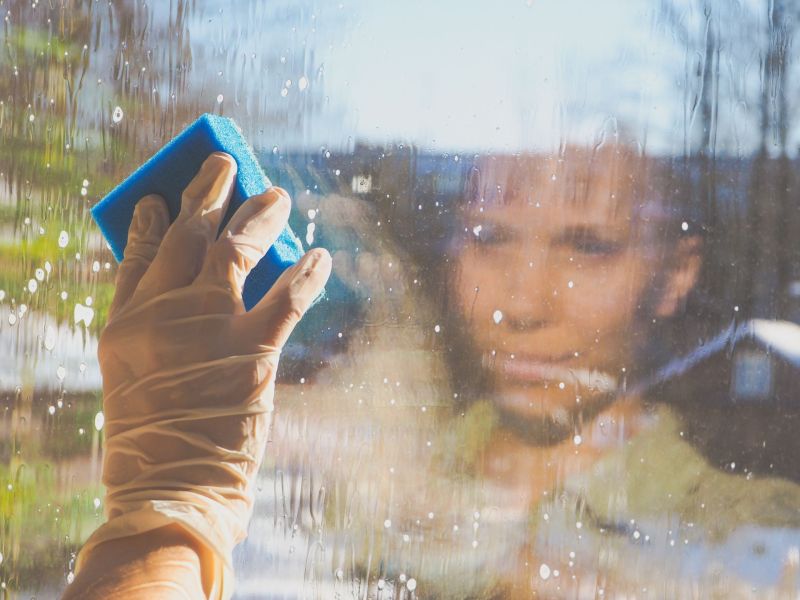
[499,255,554,331]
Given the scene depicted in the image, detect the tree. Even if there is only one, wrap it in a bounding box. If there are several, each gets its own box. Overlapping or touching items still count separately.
[658,0,799,321]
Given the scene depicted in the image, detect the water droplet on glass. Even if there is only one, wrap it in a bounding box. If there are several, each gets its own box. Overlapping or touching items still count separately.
[298,76,308,91]
[216,94,224,104]
[58,231,69,248]
[27,279,37,293]
[48,405,55,415]
[307,209,317,220]
[383,519,392,528]
[492,310,503,324]
[306,222,316,245]
[539,563,551,580]
[434,324,441,333]
[472,225,482,236]
[573,434,582,446]
[94,412,104,431]
[73,303,95,327]
[681,221,689,232]
[35,268,44,281]
[44,327,56,351]
[56,365,66,380]
[112,106,123,123]
[28,114,35,122]
[93,497,101,509]
[407,578,417,591]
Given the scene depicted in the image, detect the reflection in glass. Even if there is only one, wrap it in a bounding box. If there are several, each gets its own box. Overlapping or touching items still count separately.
[1,0,799,597]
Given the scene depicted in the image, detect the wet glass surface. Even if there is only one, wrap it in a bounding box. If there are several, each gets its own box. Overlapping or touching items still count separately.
[2,0,800,597]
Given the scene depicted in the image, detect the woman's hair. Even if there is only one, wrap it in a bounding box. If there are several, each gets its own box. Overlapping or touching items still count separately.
[380,141,719,403]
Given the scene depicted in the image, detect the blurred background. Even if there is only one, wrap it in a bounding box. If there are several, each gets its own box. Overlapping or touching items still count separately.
[1,0,800,597]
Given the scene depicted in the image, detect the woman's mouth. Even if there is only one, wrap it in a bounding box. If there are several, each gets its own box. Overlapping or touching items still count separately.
[481,352,618,394]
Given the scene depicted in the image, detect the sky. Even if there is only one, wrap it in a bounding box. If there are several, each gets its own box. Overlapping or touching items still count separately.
[184,0,791,156]
[328,0,663,151]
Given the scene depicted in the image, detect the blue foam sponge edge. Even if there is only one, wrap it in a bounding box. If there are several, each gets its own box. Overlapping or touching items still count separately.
[91,113,308,311]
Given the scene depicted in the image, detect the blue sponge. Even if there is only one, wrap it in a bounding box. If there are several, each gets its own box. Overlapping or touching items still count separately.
[91,113,306,311]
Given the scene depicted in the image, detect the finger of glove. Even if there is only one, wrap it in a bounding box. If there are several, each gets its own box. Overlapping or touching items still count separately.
[108,194,170,321]
[194,187,291,298]
[130,152,237,306]
[236,248,331,350]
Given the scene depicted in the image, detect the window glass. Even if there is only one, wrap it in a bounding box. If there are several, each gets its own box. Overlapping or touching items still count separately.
[2,0,800,597]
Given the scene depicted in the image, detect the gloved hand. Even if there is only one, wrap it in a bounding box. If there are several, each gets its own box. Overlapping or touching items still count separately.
[73,152,331,599]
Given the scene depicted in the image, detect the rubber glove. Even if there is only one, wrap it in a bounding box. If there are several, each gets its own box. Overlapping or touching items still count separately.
[73,152,331,599]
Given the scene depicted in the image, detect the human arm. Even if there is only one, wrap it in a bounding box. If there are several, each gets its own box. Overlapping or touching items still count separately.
[62,525,209,600]
[61,152,331,599]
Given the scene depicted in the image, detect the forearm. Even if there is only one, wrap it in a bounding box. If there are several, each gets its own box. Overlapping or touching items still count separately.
[65,157,329,599]
[62,525,210,600]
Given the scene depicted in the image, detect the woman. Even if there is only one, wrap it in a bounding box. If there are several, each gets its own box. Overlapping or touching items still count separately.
[443,144,701,496]
[260,140,800,598]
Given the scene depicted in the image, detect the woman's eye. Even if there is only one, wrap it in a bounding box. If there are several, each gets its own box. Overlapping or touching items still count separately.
[554,233,623,256]
[570,238,622,256]
[472,225,511,246]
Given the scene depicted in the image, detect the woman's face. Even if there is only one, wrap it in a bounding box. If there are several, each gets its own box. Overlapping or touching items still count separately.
[452,151,697,432]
